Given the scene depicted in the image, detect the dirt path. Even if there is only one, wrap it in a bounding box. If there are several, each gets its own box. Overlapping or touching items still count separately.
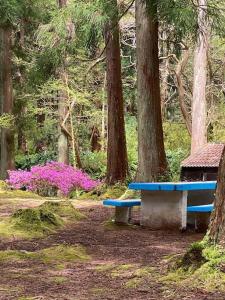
[0,202,225,300]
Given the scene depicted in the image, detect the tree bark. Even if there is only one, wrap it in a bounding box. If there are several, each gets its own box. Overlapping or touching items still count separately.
[175,48,192,136]
[191,0,208,154]
[0,27,14,179]
[57,0,70,165]
[208,147,225,246]
[105,0,128,185]
[135,0,167,182]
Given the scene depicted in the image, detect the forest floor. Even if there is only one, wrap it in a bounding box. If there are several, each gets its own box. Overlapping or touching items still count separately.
[0,198,225,300]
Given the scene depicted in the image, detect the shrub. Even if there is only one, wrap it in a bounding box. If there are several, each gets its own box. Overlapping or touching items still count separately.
[81,151,106,179]
[15,151,57,170]
[7,161,99,197]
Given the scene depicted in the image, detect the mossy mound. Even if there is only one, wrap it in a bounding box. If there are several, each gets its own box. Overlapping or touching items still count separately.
[0,201,85,239]
[40,201,85,221]
[163,241,225,291]
[12,207,63,234]
[178,242,207,270]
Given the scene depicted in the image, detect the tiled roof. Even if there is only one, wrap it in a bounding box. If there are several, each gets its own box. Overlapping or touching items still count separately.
[181,143,225,168]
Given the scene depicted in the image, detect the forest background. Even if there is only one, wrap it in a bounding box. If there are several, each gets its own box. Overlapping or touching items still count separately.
[0,0,224,193]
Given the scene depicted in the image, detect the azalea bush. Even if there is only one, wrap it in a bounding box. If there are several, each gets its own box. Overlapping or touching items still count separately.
[7,162,99,197]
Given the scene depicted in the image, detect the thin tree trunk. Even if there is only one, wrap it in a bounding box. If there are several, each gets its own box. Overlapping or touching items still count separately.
[135,0,167,182]
[101,72,106,151]
[17,20,27,153]
[0,27,14,179]
[175,48,192,136]
[57,0,70,164]
[208,147,225,246]
[58,69,69,164]
[191,0,208,154]
[105,0,128,185]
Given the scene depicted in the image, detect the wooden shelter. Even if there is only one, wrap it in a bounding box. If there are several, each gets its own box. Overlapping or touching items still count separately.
[181,143,225,181]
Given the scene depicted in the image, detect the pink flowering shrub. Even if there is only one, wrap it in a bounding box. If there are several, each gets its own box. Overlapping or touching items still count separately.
[7,162,99,197]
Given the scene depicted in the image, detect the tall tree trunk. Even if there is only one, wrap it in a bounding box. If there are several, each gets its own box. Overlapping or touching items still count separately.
[208,147,225,245]
[135,0,167,182]
[57,0,70,164]
[105,0,128,185]
[0,27,14,179]
[191,0,208,154]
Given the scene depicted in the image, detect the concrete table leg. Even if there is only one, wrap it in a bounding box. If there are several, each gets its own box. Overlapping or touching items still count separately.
[115,207,131,224]
[140,190,187,230]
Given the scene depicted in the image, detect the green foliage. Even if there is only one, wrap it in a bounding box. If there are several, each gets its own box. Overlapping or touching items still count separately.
[0,113,14,129]
[81,151,106,179]
[126,117,138,178]
[166,149,188,181]
[164,122,190,152]
[15,151,57,170]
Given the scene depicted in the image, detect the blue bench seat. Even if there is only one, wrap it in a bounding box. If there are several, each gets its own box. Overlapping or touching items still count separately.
[103,199,141,224]
[187,204,214,213]
[103,199,141,207]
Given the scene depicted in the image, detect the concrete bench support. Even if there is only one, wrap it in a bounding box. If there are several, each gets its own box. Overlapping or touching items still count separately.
[115,207,131,224]
[141,190,187,230]
[103,199,141,225]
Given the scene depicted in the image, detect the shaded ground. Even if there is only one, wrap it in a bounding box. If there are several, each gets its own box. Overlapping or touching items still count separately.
[0,199,224,300]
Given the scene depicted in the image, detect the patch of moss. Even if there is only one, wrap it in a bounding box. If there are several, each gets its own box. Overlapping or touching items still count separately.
[0,189,41,199]
[40,201,85,221]
[178,242,207,270]
[0,180,9,190]
[38,245,90,264]
[0,245,90,265]
[95,263,115,272]
[76,184,127,201]
[162,242,225,291]
[51,276,67,284]
[124,278,142,289]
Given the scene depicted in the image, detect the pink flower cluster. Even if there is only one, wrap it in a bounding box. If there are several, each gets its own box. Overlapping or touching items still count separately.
[7,162,99,196]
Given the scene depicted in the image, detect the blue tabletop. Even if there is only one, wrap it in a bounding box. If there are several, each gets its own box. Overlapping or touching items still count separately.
[129,181,217,191]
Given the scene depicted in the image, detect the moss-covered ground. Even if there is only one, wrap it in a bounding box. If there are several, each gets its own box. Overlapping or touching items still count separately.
[162,241,225,291]
[0,194,224,299]
[0,199,85,239]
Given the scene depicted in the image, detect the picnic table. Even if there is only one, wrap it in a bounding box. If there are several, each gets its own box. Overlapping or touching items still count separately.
[128,181,217,230]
